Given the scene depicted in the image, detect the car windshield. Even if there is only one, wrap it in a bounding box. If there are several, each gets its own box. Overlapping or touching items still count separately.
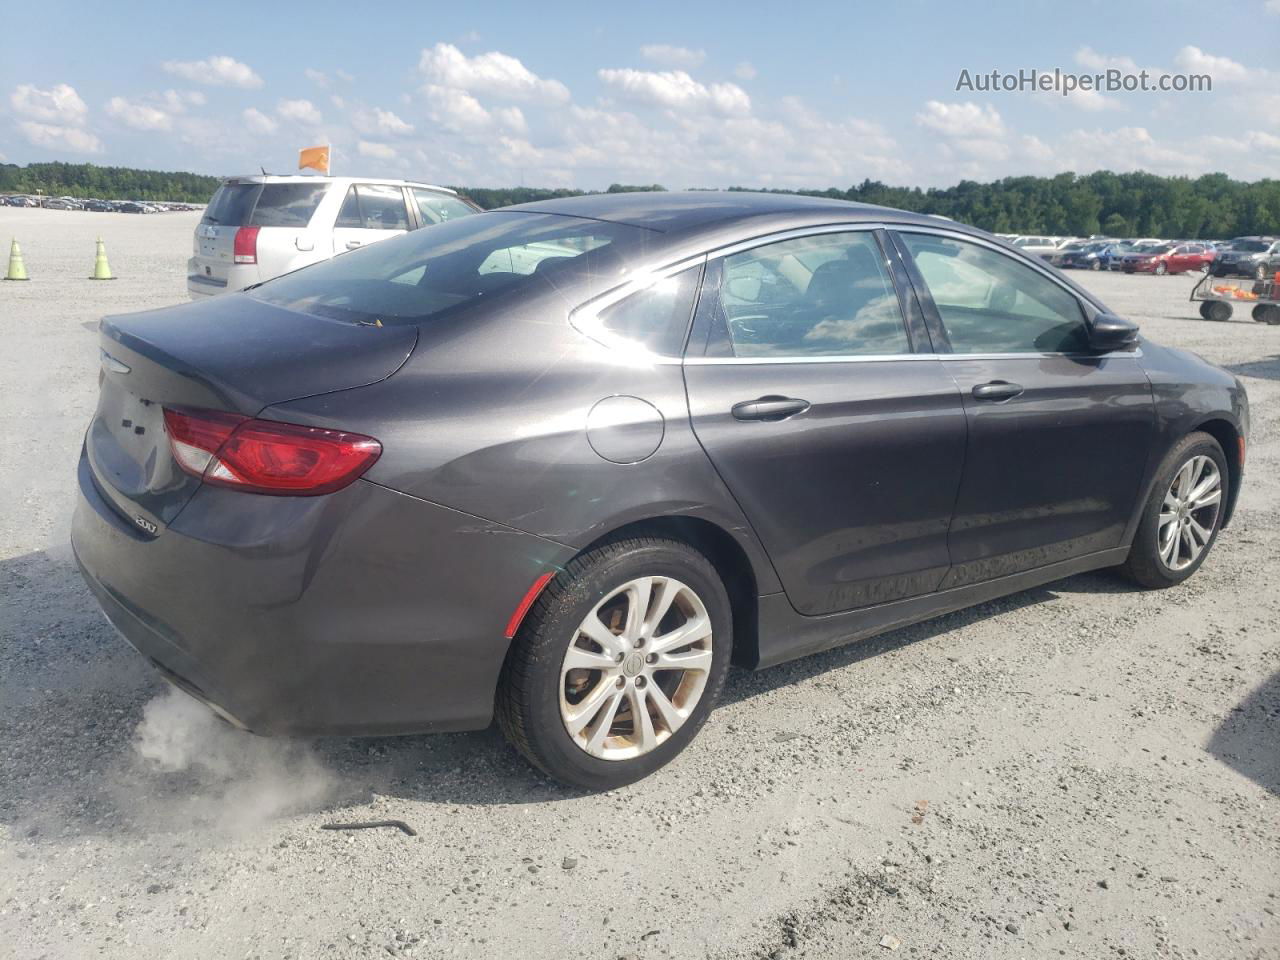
[1230,240,1269,252]
[248,212,648,326]
[1148,245,1174,255]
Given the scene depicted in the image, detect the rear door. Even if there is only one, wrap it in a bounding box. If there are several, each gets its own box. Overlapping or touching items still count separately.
[892,229,1154,587]
[331,184,411,254]
[683,226,967,615]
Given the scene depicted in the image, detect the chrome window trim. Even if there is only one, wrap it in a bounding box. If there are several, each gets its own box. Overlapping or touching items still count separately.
[683,348,1141,366]
[701,221,886,261]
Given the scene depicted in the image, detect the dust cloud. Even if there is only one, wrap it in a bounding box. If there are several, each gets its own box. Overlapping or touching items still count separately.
[126,686,340,832]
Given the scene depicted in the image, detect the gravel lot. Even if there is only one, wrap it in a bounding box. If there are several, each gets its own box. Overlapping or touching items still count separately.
[1,207,1276,960]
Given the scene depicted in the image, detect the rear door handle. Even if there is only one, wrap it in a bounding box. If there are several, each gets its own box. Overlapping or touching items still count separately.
[346,240,363,249]
[971,380,1024,402]
[731,396,810,421]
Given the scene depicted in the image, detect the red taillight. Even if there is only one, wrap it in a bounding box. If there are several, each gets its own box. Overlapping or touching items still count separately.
[233,225,259,264]
[163,408,381,496]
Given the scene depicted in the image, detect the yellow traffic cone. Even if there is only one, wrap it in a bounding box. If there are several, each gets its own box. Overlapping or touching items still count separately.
[5,239,29,281]
[89,237,115,280]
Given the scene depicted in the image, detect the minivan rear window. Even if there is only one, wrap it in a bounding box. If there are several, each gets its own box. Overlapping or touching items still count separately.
[201,181,327,227]
[202,183,258,226]
[248,212,647,327]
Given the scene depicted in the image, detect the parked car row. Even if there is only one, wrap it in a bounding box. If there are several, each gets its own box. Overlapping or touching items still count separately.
[993,232,1279,280]
[0,194,201,213]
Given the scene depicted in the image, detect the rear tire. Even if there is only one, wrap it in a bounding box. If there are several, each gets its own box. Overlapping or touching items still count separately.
[496,537,732,790]
[1118,432,1228,589]
[1205,300,1232,322]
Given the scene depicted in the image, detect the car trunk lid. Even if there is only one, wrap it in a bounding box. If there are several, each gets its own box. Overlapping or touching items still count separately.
[88,295,416,532]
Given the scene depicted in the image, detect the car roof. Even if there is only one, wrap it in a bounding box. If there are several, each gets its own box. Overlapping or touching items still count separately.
[501,190,944,236]
[221,175,457,195]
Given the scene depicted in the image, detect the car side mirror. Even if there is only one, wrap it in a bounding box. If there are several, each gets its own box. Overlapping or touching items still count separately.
[1088,313,1139,351]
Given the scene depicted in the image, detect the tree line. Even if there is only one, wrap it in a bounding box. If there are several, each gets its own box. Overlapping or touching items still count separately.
[3,162,1277,238]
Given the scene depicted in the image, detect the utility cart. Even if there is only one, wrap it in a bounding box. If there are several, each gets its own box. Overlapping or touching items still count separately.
[1191,273,1280,324]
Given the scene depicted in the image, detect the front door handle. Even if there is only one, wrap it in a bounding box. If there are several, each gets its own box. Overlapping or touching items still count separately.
[971,380,1024,402]
[731,396,810,421]
[346,240,363,250]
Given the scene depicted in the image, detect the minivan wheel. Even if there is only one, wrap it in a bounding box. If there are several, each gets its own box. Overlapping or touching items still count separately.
[496,537,731,790]
[1118,432,1227,589]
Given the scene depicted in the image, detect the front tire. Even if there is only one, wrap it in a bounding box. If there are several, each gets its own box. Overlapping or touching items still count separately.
[1154,262,1168,276]
[496,537,732,790]
[1118,432,1228,589]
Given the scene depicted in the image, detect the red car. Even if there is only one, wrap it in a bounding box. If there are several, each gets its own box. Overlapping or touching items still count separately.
[1121,242,1215,275]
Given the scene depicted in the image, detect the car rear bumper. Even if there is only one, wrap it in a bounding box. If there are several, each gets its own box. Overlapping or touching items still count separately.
[186,257,253,299]
[72,449,574,736]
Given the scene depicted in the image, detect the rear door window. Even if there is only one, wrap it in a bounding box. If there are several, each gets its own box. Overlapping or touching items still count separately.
[249,183,328,227]
[708,231,911,357]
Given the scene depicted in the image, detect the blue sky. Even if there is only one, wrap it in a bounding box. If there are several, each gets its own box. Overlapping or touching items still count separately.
[2,0,1277,188]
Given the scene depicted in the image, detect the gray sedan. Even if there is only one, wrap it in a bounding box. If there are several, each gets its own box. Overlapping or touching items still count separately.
[73,192,1249,788]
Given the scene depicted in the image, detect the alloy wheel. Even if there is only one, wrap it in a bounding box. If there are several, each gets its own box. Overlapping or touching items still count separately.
[1158,455,1222,571]
[559,576,713,760]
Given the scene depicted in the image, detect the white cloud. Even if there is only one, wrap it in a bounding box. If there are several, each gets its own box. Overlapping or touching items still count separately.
[17,120,102,153]
[162,55,262,89]
[102,89,207,132]
[1173,46,1257,83]
[418,42,569,103]
[242,107,278,134]
[421,84,493,131]
[354,107,414,136]
[358,140,397,160]
[639,44,706,69]
[304,68,328,87]
[597,68,750,115]
[734,61,757,81]
[105,97,172,131]
[1074,46,1141,73]
[10,83,88,124]
[1267,0,1280,13]
[277,98,323,125]
[915,100,1005,138]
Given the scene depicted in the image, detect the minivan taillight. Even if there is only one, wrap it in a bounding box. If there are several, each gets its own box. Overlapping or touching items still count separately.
[163,408,381,496]
[233,226,260,264]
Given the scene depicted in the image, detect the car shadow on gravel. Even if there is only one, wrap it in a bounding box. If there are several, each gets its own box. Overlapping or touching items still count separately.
[1224,355,1280,382]
[1207,668,1280,797]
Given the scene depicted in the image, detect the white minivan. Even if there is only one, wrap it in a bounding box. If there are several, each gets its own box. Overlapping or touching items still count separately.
[187,176,480,298]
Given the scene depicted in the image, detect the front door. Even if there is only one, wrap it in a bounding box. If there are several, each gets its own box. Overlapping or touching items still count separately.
[893,229,1154,587]
[683,227,967,616]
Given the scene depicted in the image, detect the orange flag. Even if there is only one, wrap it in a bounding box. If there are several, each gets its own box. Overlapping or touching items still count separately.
[298,144,330,175]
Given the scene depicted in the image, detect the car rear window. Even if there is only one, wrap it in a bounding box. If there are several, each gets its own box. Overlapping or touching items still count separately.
[202,183,258,225]
[201,181,327,227]
[248,212,648,326]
